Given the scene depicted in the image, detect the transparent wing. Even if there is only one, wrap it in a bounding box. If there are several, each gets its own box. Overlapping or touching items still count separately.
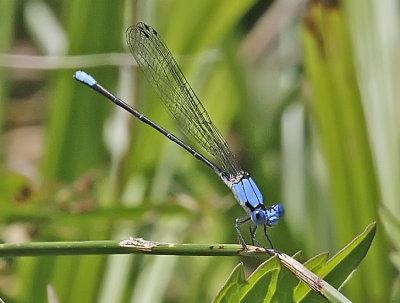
[126,23,242,179]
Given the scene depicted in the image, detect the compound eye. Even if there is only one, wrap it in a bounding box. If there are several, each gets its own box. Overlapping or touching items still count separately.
[251,210,266,226]
[276,203,285,218]
[267,217,279,226]
[265,203,284,226]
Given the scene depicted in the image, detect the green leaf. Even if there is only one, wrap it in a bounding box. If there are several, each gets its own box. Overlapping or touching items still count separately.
[295,222,376,302]
[301,2,390,300]
[319,222,376,288]
[212,263,247,303]
[272,252,303,302]
[213,257,281,303]
[304,253,330,273]
[213,257,282,303]
[240,257,281,303]
[211,223,375,302]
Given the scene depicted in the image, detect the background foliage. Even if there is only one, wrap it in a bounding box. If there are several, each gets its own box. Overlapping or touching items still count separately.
[0,0,398,302]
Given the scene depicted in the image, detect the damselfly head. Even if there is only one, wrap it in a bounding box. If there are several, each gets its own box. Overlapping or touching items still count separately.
[265,203,284,226]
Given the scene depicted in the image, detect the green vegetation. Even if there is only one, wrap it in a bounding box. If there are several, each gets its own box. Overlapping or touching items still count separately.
[0,0,398,302]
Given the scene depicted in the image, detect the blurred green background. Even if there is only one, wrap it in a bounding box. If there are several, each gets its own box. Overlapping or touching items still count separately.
[0,0,399,302]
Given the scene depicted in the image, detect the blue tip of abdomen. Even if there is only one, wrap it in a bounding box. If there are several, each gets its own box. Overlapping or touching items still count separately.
[73,70,97,87]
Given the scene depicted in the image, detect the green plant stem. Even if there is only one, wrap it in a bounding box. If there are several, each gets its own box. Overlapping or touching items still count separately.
[0,239,269,257]
[0,239,351,301]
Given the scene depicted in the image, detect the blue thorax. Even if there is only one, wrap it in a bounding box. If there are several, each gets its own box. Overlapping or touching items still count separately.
[229,174,284,226]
